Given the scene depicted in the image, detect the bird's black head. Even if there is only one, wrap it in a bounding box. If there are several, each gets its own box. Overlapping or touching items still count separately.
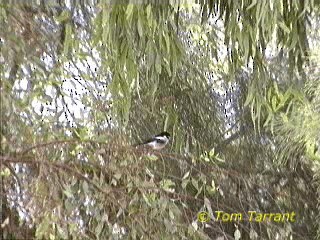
[156,131,170,138]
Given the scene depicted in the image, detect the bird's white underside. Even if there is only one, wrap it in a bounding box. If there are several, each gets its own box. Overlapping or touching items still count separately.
[145,136,169,150]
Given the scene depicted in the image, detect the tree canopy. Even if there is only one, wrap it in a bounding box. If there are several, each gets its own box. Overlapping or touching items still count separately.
[1,1,320,239]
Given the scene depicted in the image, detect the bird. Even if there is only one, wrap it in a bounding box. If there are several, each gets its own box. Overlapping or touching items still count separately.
[135,131,171,150]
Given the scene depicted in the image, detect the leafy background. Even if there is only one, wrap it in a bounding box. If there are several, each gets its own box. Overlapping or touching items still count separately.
[1,1,320,239]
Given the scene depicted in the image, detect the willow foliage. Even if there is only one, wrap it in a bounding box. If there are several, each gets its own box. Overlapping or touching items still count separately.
[1,1,320,239]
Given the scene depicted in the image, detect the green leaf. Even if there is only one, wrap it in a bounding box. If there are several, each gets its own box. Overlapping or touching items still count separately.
[163,58,172,76]
[244,88,254,106]
[82,181,89,194]
[207,180,216,194]
[36,217,51,238]
[209,148,215,158]
[246,0,257,10]
[126,4,134,20]
[272,96,277,111]
[182,171,190,180]
[181,179,189,189]
[160,179,175,192]
[191,178,198,190]
[0,167,10,177]
[234,228,241,240]
[278,21,291,34]
[63,186,73,198]
[164,33,170,54]
[95,221,104,236]
[146,4,152,21]
[63,23,73,56]
[155,53,162,74]
[137,15,143,37]
[146,154,158,161]
[55,10,70,23]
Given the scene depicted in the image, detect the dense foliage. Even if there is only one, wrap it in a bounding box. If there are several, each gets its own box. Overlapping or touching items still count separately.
[1,1,320,239]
